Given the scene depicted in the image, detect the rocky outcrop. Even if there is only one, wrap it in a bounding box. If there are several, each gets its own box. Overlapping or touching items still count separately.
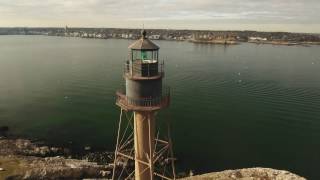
[180,168,306,180]
[0,138,68,157]
[1,155,111,180]
[0,138,306,180]
[0,138,112,180]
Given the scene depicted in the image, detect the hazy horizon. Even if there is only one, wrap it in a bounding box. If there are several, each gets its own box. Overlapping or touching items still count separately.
[0,0,320,33]
[1,26,320,34]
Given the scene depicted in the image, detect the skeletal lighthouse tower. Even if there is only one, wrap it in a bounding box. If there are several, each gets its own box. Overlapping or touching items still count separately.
[112,30,176,180]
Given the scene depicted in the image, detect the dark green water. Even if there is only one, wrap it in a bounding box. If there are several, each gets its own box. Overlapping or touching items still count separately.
[1,36,320,179]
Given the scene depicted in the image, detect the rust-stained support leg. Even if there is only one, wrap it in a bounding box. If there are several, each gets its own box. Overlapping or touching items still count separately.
[134,111,155,180]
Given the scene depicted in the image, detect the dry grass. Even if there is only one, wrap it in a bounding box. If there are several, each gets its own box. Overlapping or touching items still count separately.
[0,156,27,180]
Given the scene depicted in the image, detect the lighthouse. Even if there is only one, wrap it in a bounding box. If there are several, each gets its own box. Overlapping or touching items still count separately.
[112,30,175,180]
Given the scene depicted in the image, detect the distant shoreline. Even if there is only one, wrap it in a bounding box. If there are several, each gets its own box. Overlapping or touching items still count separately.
[1,27,319,46]
[248,40,320,46]
[1,34,319,47]
[189,39,239,45]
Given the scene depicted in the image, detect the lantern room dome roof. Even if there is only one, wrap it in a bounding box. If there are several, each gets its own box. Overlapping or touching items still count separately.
[128,30,159,50]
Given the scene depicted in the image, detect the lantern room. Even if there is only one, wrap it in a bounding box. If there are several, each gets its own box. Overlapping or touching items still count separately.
[126,30,162,78]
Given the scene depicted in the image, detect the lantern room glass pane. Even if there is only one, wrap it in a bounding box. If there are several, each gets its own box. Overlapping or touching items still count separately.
[141,51,147,60]
[132,50,158,61]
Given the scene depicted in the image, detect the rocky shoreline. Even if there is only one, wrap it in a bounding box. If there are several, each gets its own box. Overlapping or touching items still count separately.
[0,127,307,180]
[0,136,113,180]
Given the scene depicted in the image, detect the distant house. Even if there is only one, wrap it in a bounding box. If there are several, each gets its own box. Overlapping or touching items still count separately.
[96,33,103,38]
[249,37,267,41]
[121,34,127,38]
[149,35,161,40]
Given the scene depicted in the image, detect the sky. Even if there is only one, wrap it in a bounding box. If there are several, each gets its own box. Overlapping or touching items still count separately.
[0,0,319,33]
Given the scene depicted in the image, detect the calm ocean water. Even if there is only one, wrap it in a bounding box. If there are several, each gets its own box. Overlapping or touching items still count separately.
[0,35,320,179]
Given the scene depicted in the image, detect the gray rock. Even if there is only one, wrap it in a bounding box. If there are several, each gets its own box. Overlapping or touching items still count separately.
[1,138,113,179]
[180,168,306,180]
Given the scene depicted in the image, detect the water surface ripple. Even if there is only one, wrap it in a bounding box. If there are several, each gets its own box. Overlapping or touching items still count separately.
[0,36,320,179]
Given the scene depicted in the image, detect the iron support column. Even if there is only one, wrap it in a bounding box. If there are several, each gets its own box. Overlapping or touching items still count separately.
[134,111,155,180]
